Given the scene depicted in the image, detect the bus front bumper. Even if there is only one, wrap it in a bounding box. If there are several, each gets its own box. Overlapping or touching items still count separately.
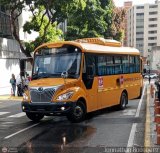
[21,101,76,115]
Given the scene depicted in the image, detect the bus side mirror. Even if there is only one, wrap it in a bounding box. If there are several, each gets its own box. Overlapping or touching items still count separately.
[86,66,94,79]
[61,71,68,79]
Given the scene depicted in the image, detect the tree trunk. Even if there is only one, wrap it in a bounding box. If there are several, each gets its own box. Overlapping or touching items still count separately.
[10,12,32,58]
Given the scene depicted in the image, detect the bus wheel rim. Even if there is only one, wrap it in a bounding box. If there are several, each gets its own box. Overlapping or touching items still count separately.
[73,106,83,118]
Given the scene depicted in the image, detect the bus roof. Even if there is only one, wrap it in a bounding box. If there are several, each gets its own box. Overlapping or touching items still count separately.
[35,38,140,55]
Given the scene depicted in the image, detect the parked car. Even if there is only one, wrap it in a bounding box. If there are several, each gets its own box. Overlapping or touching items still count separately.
[144,73,158,79]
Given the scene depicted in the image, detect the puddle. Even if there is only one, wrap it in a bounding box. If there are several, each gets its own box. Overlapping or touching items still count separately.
[18,122,96,153]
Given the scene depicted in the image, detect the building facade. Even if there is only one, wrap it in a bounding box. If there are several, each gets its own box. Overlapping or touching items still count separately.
[0,7,21,95]
[123,1,133,46]
[150,46,160,71]
[0,6,35,95]
[127,0,160,58]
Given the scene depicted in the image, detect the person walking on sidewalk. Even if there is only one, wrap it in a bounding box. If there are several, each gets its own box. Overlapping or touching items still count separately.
[10,74,16,96]
[149,76,151,84]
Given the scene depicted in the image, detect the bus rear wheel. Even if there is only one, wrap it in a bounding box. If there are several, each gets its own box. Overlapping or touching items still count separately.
[26,112,44,122]
[118,92,128,110]
[67,101,86,123]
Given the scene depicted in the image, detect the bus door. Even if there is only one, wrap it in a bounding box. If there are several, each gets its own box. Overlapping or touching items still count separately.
[82,54,98,112]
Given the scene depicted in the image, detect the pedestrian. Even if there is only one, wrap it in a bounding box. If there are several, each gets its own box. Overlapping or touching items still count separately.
[155,78,160,100]
[10,74,16,96]
[149,76,151,84]
[16,73,23,96]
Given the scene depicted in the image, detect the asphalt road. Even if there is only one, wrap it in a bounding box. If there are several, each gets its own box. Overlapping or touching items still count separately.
[0,88,147,153]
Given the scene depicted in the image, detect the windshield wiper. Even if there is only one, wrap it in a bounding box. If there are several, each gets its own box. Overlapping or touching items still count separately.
[32,73,57,79]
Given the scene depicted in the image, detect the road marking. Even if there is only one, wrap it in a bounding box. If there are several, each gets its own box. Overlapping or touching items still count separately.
[126,83,146,150]
[1,122,14,125]
[8,112,26,118]
[122,109,136,116]
[0,112,10,116]
[4,123,40,139]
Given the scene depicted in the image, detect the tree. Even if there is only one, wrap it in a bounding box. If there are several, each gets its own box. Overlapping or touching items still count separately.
[110,7,126,41]
[0,0,86,57]
[66,0,108,40]
[66,0,126,42]
[23,7,63,53]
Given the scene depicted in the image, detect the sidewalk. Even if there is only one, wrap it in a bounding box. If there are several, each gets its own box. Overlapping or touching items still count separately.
[0,95,22,101]
[145,83,160,150]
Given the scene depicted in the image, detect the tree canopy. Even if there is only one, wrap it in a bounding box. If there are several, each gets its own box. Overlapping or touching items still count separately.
[0,0,86,57]
[0,0,126,57]
[66,0,126,42]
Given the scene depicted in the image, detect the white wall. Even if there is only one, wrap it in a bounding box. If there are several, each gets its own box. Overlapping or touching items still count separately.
[0,59,20,95]
[0,38,20,95]
[151,46,160,70]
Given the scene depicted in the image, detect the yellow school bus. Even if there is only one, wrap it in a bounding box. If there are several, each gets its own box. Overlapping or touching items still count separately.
[22,38,143,122]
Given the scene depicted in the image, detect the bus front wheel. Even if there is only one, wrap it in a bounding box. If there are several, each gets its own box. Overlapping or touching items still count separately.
[67,101,86,123]
[118,92,128,110]
[26,112,44,122]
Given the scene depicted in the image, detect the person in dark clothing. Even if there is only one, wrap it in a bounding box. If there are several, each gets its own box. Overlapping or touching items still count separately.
[148,76,151,84]
[155,79,160,100]
[10,74,16,96]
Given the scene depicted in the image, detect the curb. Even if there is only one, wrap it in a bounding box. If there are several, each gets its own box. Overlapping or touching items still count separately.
[144,85,151,147]
[0,95,22,101]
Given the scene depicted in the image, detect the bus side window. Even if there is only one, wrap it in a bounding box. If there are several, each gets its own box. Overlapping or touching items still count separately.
[122,56,129,74]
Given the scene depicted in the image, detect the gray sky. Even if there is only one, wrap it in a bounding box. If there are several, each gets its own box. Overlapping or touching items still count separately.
[113,0,156,7]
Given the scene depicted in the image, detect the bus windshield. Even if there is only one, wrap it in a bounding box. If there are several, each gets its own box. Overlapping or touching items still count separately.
[32,51,81,79]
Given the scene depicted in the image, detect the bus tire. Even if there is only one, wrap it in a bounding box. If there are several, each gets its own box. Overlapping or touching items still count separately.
[118,92,128,110]
[67,101,86,123]
[26,112,44,122]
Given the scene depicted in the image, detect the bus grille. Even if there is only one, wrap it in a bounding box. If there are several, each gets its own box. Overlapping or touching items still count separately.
[30,87,55,103]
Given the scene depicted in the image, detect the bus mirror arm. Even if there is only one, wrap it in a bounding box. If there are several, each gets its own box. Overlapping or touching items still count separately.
[61,71,68,89]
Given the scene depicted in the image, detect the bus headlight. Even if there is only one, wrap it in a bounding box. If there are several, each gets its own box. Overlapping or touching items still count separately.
[56,91,74,101]
[23,93,29,100]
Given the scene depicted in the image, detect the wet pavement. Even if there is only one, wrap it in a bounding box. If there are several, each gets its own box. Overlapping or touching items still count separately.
[0,93,147,153]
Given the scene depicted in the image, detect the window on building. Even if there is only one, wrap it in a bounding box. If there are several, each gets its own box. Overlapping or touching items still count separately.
[136,44,143,48]
[136,32,144,35]
[136,13,144,16]
[149,5,158,8]
[149,11,158,15]
[149,18,157,21]
[136,38,144,41]
[148,37,157,40]
[136,6,144,9]
[148,43,157,46]
[148,30,157,34]
[148,24,157,27]
[136,26,144,28]
[136,19,144,22]
[0,12,12,38]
